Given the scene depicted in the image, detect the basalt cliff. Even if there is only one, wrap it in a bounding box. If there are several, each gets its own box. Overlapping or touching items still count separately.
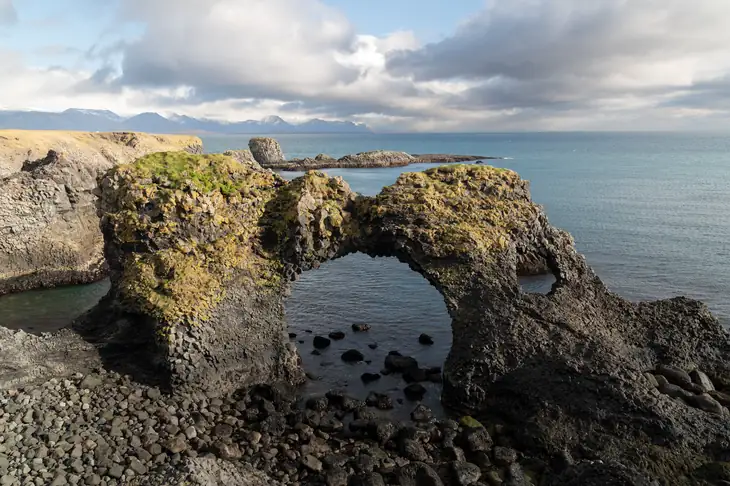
[0,130,202,295]
[3,152,730,485]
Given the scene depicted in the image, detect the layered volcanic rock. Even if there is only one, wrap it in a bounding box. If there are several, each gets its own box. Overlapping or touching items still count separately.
[0,131,202,295]
[248,137,285,165]
[64,157,730,483]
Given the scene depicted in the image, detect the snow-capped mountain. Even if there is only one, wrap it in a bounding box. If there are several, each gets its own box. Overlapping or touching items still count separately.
[0,110,371,134]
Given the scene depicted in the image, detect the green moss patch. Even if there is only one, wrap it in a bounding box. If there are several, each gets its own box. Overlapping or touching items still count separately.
[125,151,265,196]
[100,152,285,338]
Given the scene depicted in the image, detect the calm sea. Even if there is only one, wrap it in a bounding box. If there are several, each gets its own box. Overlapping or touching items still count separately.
[2,132,729,415]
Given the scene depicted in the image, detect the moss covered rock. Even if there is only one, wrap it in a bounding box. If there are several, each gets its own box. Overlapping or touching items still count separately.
[0,131,203,295]
[87,151,301,393]
[78,157,730,485]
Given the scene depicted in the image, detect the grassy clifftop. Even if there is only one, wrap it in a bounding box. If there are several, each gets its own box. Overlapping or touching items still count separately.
[0,130,203,176]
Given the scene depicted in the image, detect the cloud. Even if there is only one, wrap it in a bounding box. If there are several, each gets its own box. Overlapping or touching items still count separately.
[7,0,730,131]
[109,0,360,101]
[387,0,730,120]
[0,0,17,25]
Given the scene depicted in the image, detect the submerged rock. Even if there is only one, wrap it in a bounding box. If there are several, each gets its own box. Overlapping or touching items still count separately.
[403,384,427,401]
[361,372,381,384]
[418,334,434,345]
[385,354,418,373]
[341,350,365,363]
[313,336,331,349]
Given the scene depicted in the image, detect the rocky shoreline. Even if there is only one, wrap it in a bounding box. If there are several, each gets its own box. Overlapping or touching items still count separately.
[4,140,730,485]
[0,367,526,486]
[247,137,500,171]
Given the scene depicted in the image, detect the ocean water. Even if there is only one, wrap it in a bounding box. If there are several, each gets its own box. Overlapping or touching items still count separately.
[2,132,729,415]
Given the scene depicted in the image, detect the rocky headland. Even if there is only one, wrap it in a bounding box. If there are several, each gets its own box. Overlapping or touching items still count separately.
[2,151,730,485]
[0,131,202,296]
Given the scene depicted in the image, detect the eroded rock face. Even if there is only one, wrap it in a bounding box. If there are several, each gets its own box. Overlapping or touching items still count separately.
[0,131,203,294]
[76,156,730,483]
[248,137,285,165]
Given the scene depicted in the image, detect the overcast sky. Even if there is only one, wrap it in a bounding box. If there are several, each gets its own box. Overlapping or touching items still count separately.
[1,0,730,131]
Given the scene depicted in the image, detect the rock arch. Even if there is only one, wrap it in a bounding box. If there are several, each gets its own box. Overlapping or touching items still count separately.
[72,151,730,482]
[76,154,564,405]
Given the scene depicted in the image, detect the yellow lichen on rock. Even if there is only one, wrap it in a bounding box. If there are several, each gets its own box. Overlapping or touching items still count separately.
[263,170,357,254]
[99,152,285,335]
[366,164,539,260]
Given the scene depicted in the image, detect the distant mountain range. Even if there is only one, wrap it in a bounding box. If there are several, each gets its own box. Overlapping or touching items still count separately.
[0,109,371,134]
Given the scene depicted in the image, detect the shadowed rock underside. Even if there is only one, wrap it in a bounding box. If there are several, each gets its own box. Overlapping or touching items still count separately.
[67,152,730,484]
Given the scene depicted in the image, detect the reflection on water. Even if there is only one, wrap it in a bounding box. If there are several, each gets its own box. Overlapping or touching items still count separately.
[520,273,557,294]
[0,279,110,333]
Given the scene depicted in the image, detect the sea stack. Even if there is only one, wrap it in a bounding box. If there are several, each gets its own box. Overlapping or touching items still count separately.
[56,159,730,484]
[248,136,285,165]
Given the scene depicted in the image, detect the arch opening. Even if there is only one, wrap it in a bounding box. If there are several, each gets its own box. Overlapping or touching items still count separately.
[285,252,452,421]
[519,273,557,295]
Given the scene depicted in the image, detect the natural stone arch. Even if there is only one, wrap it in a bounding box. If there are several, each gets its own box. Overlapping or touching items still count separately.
[264,166,569,411]
[76,154,562,406]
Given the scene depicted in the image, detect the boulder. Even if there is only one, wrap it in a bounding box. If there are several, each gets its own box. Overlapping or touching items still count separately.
[0,131,202,295]
[313,336,331,349]
[247,137,284,166]
[222,149,262,170]
[690,369,715,392]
